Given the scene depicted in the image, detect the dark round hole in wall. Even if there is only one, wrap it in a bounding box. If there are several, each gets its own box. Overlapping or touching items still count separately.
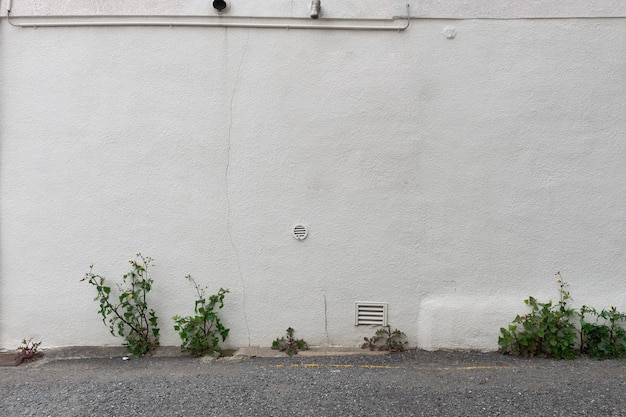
[213,0,228,12]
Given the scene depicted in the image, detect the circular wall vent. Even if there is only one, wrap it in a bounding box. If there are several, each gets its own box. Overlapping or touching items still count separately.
[293,224,308,240]
[212,0,231,14]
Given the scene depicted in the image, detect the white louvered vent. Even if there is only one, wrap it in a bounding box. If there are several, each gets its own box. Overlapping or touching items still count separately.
[293,224,308,240]
[355,302,388,326]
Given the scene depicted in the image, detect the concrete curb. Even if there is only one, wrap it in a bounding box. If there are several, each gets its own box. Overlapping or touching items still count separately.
[38,345,391,361]
[235,346,390,358]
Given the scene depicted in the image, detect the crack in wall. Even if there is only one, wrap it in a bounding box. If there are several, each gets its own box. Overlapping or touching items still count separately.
[324,293,330,345]
[225,31,251,346]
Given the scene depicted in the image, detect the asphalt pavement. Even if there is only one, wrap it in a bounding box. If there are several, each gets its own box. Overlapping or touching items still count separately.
[1,348,625,416]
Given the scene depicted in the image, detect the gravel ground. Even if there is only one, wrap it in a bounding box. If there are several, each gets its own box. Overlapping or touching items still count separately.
[1,350,625,416]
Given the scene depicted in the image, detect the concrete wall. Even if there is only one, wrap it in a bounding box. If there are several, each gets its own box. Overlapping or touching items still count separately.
[1,0,625,351]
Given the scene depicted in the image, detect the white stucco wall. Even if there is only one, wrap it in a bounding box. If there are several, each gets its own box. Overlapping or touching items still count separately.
[3,0,626,19]
[1,1,625,351]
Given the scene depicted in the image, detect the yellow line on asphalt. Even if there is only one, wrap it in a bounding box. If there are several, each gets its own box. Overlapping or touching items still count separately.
[302,364,355,368]
[269,364,518,370]
[359,365,403,369]
[274,363,401,369]
[436,366,516,371]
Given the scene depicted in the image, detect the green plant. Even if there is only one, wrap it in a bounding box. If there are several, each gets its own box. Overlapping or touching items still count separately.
[579,305,626,359]
[81,253,160,357]
[272,327,308,356]
[173,275,230,357]
[498,273,577,359]
[16,338,42,362]
[361,325,408,352]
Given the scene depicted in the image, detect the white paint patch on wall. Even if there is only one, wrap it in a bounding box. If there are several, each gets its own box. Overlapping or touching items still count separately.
[417,295,522,351]
[0,8,625,351]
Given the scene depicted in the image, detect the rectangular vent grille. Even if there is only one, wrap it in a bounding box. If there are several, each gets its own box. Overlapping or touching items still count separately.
[355,302,388,326]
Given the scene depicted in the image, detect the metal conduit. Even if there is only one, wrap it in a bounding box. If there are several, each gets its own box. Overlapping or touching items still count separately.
[6,2,410,32]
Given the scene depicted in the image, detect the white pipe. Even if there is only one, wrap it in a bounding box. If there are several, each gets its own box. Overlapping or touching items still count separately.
[310,0,321,20]
[7,4,410,31]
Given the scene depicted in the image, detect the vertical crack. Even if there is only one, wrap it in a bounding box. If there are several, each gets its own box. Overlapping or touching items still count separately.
[225,31,251,346]
[324,293,330,345]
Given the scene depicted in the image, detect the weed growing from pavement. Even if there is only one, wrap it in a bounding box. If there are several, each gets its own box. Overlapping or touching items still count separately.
[499,272,626,359]
[81,253,160,357]
[361,325,408,353]
[579,304,626,359]
[173,275,230,357]
[16,338,42,362]
[272,327,308,356]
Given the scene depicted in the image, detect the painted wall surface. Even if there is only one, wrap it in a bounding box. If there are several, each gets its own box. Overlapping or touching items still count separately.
[1,1,625,351]
[3,0,626,18]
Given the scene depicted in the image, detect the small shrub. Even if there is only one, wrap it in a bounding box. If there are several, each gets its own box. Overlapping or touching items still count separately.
[361,325,408,353]
[272,327,308,356]
[498,273,577,359]
[173,275,230,357]
[81,253,160,357]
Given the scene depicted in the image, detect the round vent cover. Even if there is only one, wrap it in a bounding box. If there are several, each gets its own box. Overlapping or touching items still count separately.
[293,224,308,240]
[212,0,231,13]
